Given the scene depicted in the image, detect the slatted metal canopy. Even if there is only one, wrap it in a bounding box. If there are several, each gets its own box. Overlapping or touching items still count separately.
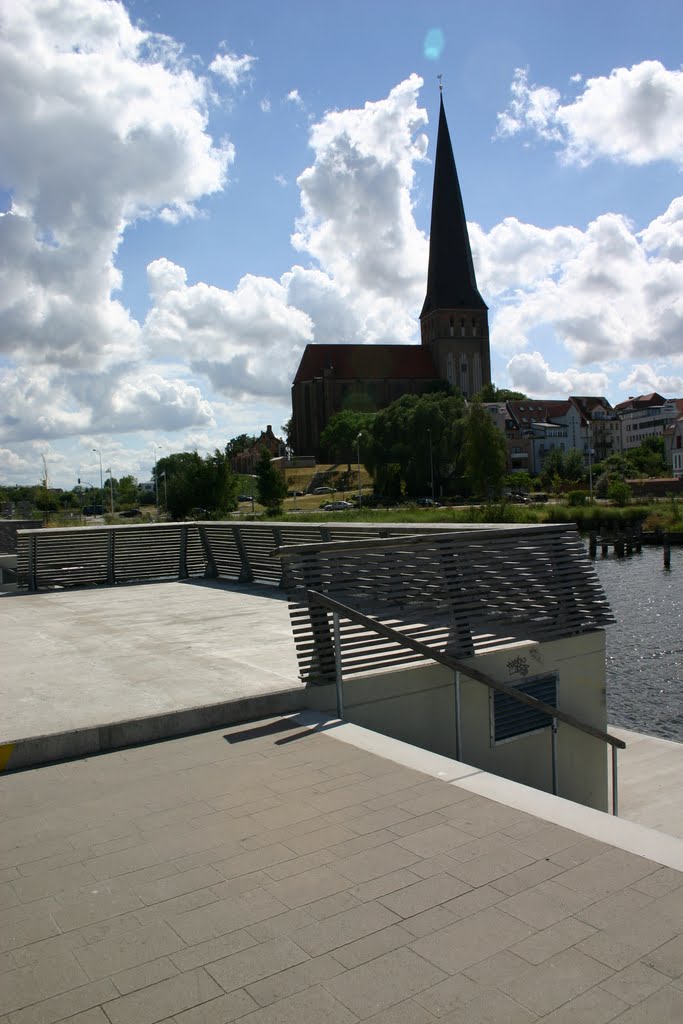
[273,524,615,687]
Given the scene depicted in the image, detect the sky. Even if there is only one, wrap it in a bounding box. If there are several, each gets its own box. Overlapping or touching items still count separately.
[2,0,683,489]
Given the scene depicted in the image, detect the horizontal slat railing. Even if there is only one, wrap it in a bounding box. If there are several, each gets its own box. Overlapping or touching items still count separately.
[17,521,545,591]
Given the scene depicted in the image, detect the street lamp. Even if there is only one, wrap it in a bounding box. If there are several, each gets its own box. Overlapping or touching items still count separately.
[428,428,435,501]
[153,445,162,512]
[92,450,102,505]
[106,467,114,514]
[587,422,594,505]
[356,432,363,507]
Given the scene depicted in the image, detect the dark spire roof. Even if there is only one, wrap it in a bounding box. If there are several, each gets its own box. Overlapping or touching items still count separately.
[420,95,487,318]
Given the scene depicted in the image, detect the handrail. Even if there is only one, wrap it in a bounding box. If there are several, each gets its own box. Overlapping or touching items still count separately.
[307,588,623,814]
[308,589,624,751]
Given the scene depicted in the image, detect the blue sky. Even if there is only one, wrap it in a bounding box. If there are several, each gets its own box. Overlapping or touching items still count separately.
[2,0,683,487]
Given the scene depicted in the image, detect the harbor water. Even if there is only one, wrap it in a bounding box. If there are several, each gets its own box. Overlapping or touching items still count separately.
[591,544,683,741]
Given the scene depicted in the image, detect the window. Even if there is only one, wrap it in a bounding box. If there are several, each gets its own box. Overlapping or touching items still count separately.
[491,674,558,744]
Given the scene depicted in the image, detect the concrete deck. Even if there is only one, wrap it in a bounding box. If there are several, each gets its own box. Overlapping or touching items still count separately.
[2,714,683,1023]
[1,581,304,768]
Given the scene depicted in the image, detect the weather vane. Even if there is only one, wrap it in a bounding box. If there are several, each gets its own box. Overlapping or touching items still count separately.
[437,73,443,93]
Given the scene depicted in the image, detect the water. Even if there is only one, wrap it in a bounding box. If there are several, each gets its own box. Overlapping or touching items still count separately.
[591,545,683,741]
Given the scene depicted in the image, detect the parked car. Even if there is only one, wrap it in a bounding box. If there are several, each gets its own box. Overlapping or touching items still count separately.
[237,494,253,502]
[313,486,335,494]
[119,508,142,518]
[83,504,105,516]
[416,497,440,507]
[322,500,354,511]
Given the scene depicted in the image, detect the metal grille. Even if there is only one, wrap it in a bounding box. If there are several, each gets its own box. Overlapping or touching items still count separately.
[491,674,558,743]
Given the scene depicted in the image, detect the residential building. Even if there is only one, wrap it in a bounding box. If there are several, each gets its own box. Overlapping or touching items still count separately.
[614,392,680,451]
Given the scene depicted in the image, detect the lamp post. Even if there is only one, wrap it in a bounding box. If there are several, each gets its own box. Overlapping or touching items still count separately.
[153,446,162,513]
[106,467,114,514]
[428,428,435,501]
[356,432,363,508]
[92,448,103,506]
[587,422,594,505]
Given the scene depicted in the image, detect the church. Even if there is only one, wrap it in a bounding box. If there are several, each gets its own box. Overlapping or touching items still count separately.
[291,93,492,458]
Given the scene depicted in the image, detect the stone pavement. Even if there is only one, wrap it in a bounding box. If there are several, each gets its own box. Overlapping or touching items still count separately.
[2,716,683,1023]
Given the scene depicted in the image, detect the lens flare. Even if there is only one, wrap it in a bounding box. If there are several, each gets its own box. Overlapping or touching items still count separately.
[423,28,445,61]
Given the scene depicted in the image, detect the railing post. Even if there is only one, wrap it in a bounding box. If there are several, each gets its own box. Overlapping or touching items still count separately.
[612,745,619,816]
[333,611,344,719]
[454,671,462,761]
[551,717,558,796]
[232,525,253,583]
[179,525,189,579]
[198,525,218,579]
[107,531,115,585]
[271,528,285,588]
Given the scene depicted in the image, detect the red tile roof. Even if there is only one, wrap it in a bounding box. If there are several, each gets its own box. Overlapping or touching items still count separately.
[293,344,437,384]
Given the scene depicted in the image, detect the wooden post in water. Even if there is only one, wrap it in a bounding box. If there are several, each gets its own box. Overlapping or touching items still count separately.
[589,531,597,557]
[663,533,671,569]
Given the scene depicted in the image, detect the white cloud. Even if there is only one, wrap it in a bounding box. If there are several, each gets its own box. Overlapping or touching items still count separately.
[497,62,683,166]
[274,174,288,187]
[618,364,683,396]
[209,51,256,87]
[506,352,610,397]
[143,258,314,398]
[260,97,271,113]
[0,0,232,375]
[286,89,304,107]
[292,74,428,328]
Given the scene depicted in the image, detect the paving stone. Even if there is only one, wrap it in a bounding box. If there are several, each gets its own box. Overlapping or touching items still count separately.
[442,884,504,920]
[413,970,484,1016]
[394,825,473,859]
[52,886,145,932]
[7,930,86,969]
[556,849,658,900]
[7,979,117,1024]
[511,916,596,965]
[205,935,309,993]
[332,923,413,969]
[279,825,356,856]
[498,947,615,1016]
[75,920,186,980]
[410,907,535,974]
[10,864,97,903]
[441,843,535,888]
[0,903,62,955]
[439,796,527,838]
[365,999,438,1024]
[170,928,258,972]
[324,947,447,1018]
[102,966,223,1024]
[400,906,458,939]
[169,888,288,944]
[539,984,628,1023]
[83,844,163,882]
[576,903,680,971]
[333,843,422,885]
[496,879,594,929]
[212,844,297,881]
[600,960,670,1005]
[234,984,356,1024]
[350,868,423,904]
[0,952,90,1016]
[304,890,361,920]
[263,866,352,909]
[246,907,315,941]
[505,823,583,860]
[461,949,532,989]
[246,951,345,1005]
[574,887,652,930]
[112,956,180,995]
[378,873,471,919]
[387,813,448,838]
[172,988,259,1024]
[208,872,272,902]
[438,988,538,1023]
[491,858,564,896]
[602,983,683,1022]
[131,866,224,905]
[631,866,683,899]
[328,829,398,859]
[134,887,219,926]
[643,933,683,978]
[263,849,337,880]
[293,900,400,955]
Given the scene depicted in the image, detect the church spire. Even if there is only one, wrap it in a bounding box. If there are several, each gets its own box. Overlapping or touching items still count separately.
[420,94,486,318]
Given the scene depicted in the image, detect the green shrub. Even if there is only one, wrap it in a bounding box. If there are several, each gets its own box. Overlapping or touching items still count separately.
[567,490,588,507]
[607,480,631,506]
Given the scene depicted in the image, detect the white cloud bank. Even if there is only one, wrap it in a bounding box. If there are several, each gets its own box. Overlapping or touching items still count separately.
[497,61,683,166]
[2,6,683,481]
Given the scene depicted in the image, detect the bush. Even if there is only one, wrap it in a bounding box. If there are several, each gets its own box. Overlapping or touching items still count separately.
[567,490,588,507]
[607,480,631,507]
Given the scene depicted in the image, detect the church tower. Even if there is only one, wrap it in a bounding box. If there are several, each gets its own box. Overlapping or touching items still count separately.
[420,93,491,399]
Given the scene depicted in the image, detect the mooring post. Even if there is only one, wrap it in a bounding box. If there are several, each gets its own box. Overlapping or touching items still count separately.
[663,533,671,569]
[589,531,597,557]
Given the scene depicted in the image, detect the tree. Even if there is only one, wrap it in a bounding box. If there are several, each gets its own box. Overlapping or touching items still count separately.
[365,391,466,497]
[320,411,375,472]
[225,434,257,460]
[255,448,288,516]
[540,448,565,490]
[117,475,139,507]
[158,450,239,519]
[475,382,527,402]
[462,401,507,500]
[563,449,586,483]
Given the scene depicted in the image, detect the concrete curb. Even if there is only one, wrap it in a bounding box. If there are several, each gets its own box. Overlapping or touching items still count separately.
[1,689,305,773]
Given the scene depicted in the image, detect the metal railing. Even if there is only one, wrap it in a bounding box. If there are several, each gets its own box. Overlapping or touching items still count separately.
[271,526,622,814]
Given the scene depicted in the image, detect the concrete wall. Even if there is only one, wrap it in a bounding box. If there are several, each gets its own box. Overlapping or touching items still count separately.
[306,632,609,811]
